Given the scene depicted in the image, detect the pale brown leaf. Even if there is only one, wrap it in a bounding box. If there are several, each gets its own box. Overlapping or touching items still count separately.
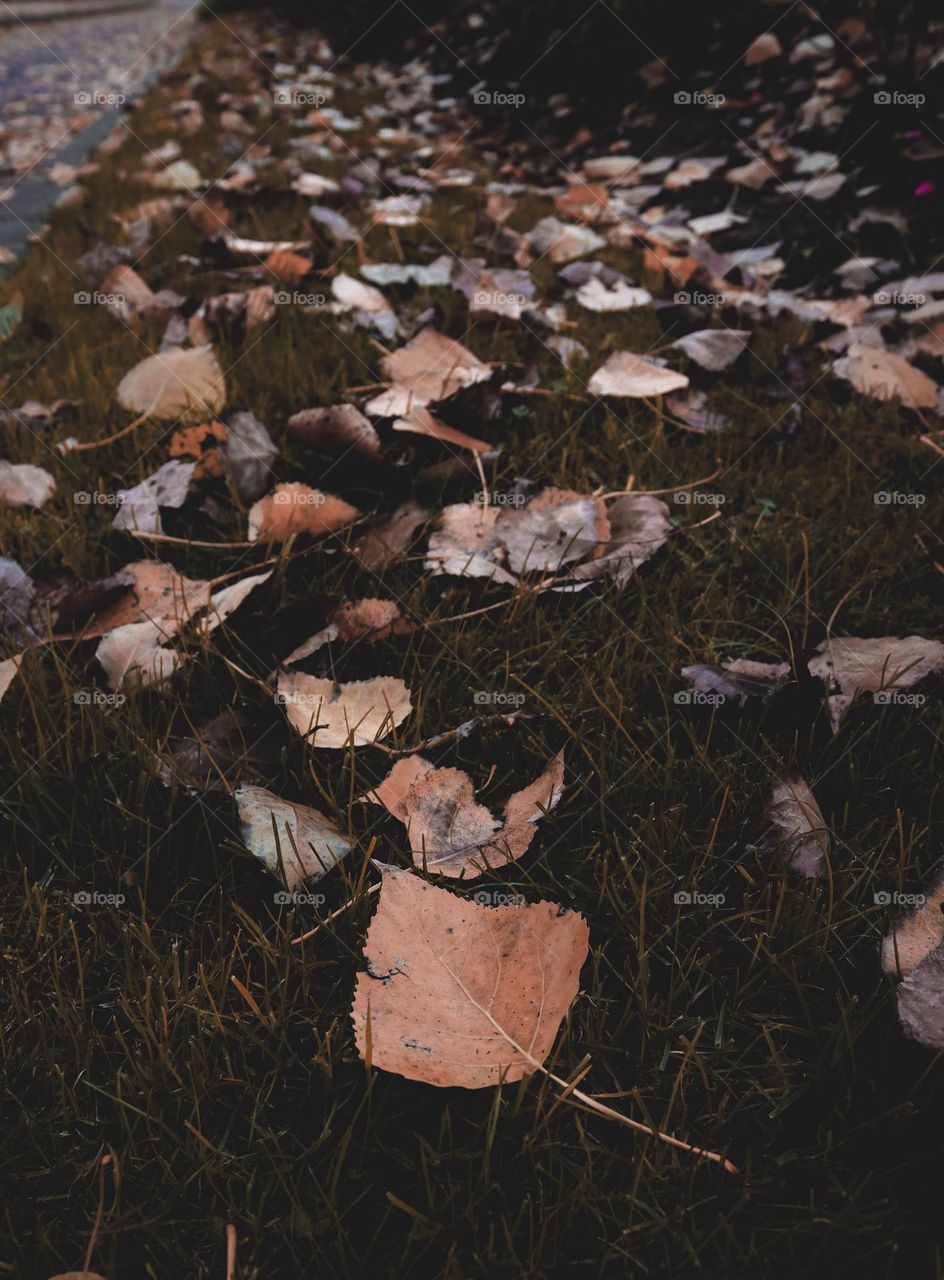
[351,867,588,1086]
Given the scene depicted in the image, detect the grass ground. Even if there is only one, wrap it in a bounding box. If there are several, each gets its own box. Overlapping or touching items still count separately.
[2,11,944,1278]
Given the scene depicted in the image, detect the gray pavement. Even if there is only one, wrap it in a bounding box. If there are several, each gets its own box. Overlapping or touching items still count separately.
[0,0,197,260]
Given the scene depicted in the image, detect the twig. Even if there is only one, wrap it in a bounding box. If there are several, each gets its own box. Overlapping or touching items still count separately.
[80,1153,112,1278]
[67,396,161,452]
[597,460,723,499]
[291,881,381,945]
[225,1223,237,1280]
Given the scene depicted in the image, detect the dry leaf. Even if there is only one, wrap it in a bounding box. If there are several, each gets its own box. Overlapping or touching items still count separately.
[353,501,429,570]
[588,351,689,398]
[0,653,23,702]
[221,411,279,503]
[568,493,671,588]
[282,598,414,666]
[332,272,392,314]
[527,216,606,263]
[113,460,196,534]
[277,673,412,747]
[392,405,491,453]
[364,328,490,418]
[247,484,361,543]
[807,635,944,730]
[0,462,55,509]
[287,404,383,463]
[745,32,782,64]
[235,784,352,890]
[832,344,938,410]
[87,560,211,635]
[264,249,312,283]
[896,945,944,1049]
[681,657,791,703]
[117,345,226,420]
[188,195,230,237]
[670,329,750,371]
[575,278,652,312]
[368,751,564,877]
[881,870,944,977]
[351,866,588,1086]
[168,420,227,478]
[765,774,830,877]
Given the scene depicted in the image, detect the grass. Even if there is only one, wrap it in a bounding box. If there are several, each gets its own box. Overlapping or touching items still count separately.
[2,11,944,1278]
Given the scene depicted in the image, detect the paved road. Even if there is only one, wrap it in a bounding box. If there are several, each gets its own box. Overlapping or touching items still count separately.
[0,0,197,258]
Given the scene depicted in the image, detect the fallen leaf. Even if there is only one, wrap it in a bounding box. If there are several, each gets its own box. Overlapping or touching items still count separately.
[278,673,412,747]
[353,501,429,569]
[807,635,944,730]
[681,658,791,703]
[247,484,361,543]
[588,351,689,398]
[391,405,491,453]
[0,462,55,509]
[282,598,414,666]
[368,751,564,877]
[351,866,588,1086]
[527,216,606,263]
[745,32,782,64]
[568,493,671,587]
[0,653,23,702]
[221,411,279,503]
[168,420,227,478]
[332,272,392,314]
[187,195,230,237]
[765,774,830,877]
[896,944,944,1049]
[575,277,652,312]
[113,460,196,534]
[364,328,490,417]
[832,344,938,410]
[235,784,352,890]
[117,345,226,420]
[881,870,944,977]
[670,329,750,371]
[287,404,382,463]
[264,249,313,283]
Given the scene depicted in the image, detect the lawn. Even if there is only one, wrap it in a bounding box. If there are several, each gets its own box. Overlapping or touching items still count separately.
[2,8,944,1278]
